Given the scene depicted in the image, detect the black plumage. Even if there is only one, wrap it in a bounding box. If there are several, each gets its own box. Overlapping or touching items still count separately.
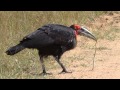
[6,24,97,75]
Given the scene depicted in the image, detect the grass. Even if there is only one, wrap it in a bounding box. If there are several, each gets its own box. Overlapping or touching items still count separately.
[92,27,120,41]
[0,11,118,79]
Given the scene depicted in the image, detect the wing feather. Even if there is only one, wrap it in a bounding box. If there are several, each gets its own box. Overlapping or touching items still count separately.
[20,24,75,48]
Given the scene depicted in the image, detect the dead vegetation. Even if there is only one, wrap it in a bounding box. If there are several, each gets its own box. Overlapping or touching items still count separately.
[1,11,120,79]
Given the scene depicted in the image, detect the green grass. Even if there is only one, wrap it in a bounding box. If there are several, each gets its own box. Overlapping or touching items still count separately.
[0,11,109,79]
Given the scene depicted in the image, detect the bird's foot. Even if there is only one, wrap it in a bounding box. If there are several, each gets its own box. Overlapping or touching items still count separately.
[59,70,72,74]
[40,72,52,75]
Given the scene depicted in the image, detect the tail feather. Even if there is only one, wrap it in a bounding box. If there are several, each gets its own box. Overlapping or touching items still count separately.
[5,44,25,55]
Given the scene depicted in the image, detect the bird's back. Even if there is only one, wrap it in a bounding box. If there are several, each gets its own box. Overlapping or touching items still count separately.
[20,24,76,48]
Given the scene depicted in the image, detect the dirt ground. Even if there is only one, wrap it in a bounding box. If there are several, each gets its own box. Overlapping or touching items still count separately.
[46,12,120,79]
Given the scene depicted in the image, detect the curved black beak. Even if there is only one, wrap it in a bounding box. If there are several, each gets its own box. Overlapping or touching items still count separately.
[78,27,97,41]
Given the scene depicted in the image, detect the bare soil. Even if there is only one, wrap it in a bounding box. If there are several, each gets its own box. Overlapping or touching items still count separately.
[47,12,120,79]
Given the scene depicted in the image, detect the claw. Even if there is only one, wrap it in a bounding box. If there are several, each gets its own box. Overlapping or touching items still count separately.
[59,70,72,74]
[40,72,52,75]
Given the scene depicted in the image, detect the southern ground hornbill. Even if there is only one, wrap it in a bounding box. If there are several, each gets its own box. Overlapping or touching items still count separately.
[6,24,97,75]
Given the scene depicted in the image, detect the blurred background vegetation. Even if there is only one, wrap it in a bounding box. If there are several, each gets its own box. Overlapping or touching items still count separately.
[0,11,108,78]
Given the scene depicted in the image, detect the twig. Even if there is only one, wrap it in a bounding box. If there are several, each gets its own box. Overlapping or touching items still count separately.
[91,40,97,70]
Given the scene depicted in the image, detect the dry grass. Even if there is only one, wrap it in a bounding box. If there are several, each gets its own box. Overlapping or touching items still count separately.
[0,11,112,79]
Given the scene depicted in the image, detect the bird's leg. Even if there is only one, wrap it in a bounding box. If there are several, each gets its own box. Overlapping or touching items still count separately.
[39,55,52,75]
[55,56,72,74]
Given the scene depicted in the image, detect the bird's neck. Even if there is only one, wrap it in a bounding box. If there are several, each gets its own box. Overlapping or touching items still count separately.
[74,30,78,39]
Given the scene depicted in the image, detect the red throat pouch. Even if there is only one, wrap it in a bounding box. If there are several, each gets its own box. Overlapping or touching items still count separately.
[74,30,78,39]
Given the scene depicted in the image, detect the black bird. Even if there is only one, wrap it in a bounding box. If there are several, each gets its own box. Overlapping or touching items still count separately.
[6,24,97,75]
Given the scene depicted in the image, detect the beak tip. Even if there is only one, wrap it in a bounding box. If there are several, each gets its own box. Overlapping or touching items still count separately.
[80,28,97,42]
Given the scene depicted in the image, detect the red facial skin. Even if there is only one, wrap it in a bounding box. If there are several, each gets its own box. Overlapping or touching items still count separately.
[73,24,81,38]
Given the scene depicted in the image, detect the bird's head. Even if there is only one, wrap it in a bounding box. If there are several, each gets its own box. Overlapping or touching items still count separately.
[70,24,97,41]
